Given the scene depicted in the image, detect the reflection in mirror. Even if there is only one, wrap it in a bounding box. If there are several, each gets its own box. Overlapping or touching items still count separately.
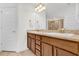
[48,19,64,30]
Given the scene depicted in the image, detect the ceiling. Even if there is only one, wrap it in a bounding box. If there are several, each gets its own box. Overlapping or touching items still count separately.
[0,3,77,19]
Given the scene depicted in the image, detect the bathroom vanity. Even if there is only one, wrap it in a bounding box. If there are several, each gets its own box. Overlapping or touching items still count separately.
[27,30,79,56]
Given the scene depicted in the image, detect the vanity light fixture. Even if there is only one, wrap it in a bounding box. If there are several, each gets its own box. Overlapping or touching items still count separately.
[35,3,46,13]
[35,4,42,11]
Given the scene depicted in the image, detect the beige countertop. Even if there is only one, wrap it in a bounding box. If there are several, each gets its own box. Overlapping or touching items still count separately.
[27,30,79,42]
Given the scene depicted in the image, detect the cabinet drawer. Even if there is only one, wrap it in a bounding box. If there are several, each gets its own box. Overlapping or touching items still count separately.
[51,39,79,54]
[36,49,41,56]
[28,34,35,38]
[42,36,51,44]
[36,40,41,45]
[36,35,41,40]
[36,44,41,50]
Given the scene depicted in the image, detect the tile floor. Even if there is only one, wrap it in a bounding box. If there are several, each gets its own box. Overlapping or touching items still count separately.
[0,49,35,56]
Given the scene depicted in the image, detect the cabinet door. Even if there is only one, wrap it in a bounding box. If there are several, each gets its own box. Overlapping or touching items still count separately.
[42,42,53,56]
[27,37,31,49]
[31,39,35,53]
[54,47,76,56]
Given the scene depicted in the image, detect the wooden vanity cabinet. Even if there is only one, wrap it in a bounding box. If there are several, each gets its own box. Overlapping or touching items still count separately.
[27,33,36,54]
[27,32,79,56]
[42,42,53,56]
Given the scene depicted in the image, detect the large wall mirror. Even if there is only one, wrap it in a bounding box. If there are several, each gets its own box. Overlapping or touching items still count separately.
[45,3,79,30]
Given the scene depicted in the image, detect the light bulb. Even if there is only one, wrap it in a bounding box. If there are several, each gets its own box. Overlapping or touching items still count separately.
[42,6,46,10]
[35,4,46,13]
[38,6,46,12]
[39,4,42,8]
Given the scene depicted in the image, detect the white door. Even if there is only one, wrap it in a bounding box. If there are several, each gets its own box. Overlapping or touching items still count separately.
[1,8,17,51]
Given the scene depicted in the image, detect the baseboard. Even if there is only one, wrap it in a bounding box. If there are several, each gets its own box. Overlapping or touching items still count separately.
[15,48,28,53]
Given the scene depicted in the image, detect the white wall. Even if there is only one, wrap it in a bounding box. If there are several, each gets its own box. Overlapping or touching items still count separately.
[0,8,1,51]
[0,3,46,52]
[17,3,46,52]
[46,3,79,30]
